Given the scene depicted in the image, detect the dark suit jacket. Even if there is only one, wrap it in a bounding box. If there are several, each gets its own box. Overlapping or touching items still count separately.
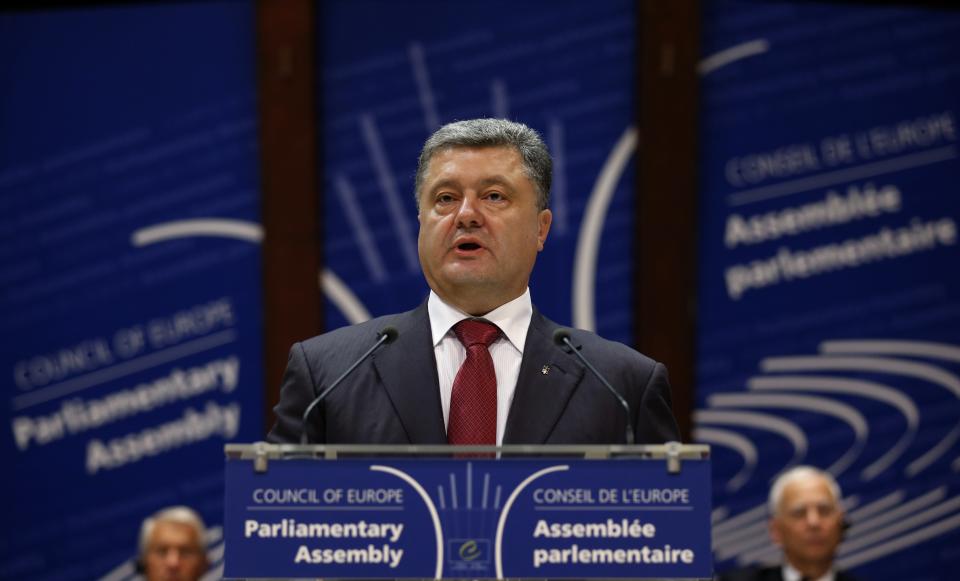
[267,302,680,445]
[717,565,860,581]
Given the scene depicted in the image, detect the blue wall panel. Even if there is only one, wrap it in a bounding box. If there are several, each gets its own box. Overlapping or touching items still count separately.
[696,2,960,579]
[0,3,262,579]
[319,0,638,343]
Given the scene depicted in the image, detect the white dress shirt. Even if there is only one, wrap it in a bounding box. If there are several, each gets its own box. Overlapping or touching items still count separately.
[427,289,532,445]
[783,563,835,581]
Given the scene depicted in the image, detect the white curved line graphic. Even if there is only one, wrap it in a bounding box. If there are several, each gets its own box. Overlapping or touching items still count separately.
[838,510,960,570]
[131,218,263,246]
[408,42,440,132]
[748,375,918,481]
[714,518,774,560]
[761,355,960,475]
[693,427,757,492]
[713,502,767,536]
[698,39,770,75]
[695,409,807,466]
[820,339,960,363]
[846,489,905,524]
[370,465,443,579]
[845,487,945,542]
[907,424,960,477]
[572,126,637,331]
[334,173,388,282]
[357,116,419,272]
[737,542,780,567]
[320,268,372,324]
[95,560,135,581]
[712,506,729,524]
[839,493,960,556]
[761,355,960,399]
[494,464,569,578]
[708,393,867,477]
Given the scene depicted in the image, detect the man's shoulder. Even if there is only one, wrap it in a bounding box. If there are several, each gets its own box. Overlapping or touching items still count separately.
[298,306,423,354]
[535,311,657,368]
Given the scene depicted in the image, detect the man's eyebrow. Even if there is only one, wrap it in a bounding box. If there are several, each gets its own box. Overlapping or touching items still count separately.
[427,176,513,193]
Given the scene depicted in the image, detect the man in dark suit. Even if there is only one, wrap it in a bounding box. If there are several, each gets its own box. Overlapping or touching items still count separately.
[718,466,859,581]
[268,118,679,446]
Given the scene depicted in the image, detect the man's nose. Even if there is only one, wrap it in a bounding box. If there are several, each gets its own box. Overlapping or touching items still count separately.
[456,195,483,227]
[164,550,182,568]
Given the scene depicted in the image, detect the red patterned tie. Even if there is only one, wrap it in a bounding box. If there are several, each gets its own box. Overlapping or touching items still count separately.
[447,319,501,446]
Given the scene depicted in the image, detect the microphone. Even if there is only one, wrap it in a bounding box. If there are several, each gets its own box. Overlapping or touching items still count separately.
[553,328,635,445]
[300,326,399,444]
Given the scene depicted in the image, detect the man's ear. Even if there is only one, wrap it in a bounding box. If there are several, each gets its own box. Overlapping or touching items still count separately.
[840,518,851,540]
[768,518,783,547]
[537,209,552,251]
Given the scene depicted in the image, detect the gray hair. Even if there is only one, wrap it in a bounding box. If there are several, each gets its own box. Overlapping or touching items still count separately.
[414,118,552,211]
[138,505,207,559]
[768,465,842,516]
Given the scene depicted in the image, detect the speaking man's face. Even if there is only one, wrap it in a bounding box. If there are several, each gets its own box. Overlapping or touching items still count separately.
[143,521,207,581]
[417,146,551,315]
[769,475,844,571]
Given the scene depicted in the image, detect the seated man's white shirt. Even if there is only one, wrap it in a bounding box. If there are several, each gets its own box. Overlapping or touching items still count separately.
[783,563,835,581]
[428,289,532,445]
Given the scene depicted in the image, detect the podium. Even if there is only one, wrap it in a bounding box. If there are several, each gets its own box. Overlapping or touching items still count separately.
[223,443,712,580]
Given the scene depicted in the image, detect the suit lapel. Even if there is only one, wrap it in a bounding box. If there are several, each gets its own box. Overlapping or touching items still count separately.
[372,303,447,444]
[503,310,584,444]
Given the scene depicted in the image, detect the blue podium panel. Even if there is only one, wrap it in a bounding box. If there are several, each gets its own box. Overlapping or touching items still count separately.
[224,452,712,579]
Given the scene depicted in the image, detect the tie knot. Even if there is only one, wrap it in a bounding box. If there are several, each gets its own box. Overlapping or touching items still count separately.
[453,319,501,348]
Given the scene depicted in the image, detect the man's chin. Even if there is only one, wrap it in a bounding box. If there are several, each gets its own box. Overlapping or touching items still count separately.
[439,267,495,287]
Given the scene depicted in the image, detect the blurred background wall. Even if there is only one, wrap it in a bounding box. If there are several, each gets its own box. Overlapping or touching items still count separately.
[696,3,960,579]
[0,0,957,579]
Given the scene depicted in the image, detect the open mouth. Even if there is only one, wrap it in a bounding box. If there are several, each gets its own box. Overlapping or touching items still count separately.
[457,242,481,251]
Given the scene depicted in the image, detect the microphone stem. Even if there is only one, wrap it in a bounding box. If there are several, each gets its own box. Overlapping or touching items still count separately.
[561,336,635,445]
[301,332,390,444]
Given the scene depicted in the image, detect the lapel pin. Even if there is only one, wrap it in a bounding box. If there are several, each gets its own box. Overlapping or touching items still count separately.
[541,364,551,375]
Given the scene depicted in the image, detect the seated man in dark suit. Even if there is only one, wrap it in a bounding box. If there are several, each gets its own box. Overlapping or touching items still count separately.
[268,118,679,446]
[718,466,858,581]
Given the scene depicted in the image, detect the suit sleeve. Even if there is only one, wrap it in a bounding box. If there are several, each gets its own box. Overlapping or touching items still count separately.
[267,342,323,444]
[634,361,681,444]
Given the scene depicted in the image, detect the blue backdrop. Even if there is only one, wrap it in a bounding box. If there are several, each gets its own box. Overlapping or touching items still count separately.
[695,2,960,579]
[7,1,957,579]
[319,0,638,343]
[0,2,262,579]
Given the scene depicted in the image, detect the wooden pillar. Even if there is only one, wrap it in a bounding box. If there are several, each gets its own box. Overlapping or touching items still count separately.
[256,0,322,434]
[635,0,701,441]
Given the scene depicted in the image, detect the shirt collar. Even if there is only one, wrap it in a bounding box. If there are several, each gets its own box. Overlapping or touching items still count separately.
[427,289,533,353]
[783,563,835,581]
